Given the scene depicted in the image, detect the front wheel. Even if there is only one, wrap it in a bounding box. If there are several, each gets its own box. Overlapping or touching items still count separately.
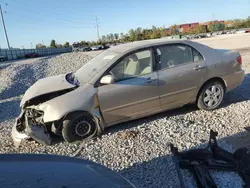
[62,112,96,143]
[197,81,224,111]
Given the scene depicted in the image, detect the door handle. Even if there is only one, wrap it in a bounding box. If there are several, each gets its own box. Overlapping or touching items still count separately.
[193,65,206,71]
[145,77,156,83]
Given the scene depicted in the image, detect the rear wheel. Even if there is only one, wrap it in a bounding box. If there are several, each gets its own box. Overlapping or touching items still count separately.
[197,81,224,110]
[62,112,96,143]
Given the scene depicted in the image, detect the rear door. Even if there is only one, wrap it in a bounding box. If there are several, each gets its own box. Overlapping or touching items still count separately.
[155,44,206,109]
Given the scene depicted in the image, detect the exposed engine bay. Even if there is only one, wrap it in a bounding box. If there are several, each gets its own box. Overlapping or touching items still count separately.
[14,107,52,146]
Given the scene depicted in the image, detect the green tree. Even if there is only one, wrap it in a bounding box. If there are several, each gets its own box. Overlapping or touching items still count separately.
[219,23,225,31]
[120,33,125,42]
[50,39,57,48]
[114,33,119,40]
[106,34,111,42]
[135,27,143,40]
[120,33,124,39]
[80,41,88,46]
[63,42,70,48]
[56,44,63,48]
[246,18,250,27]
[101,35,107,42]
[128,29,135,41]
[170,25,179,35]
[159,27,169,37]
[232,19,247,29]
[142,29,152,39]
[89,41,97,46]
[208,23,225,32]
[110,33,115,41]
[36,43,46,49]
[150,25,158,38]
[195,25,207,33]
[208,23,218,32]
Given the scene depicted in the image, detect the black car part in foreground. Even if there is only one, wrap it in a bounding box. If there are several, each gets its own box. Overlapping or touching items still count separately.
[170,130,250,188]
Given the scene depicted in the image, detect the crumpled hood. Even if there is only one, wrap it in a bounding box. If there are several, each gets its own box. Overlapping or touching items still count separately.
[20,74,75,107]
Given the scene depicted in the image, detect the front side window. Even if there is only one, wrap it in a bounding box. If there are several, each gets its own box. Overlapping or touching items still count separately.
[156,44,193,69]
[110,49,153,82]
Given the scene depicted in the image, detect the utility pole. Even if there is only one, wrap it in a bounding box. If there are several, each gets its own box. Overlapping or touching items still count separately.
[94,16,100,41]
[30,42,33,49]
[0,4,10,49]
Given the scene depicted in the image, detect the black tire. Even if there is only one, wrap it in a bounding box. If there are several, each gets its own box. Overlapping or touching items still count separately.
[62,112,96,143]
[197,81,224,111]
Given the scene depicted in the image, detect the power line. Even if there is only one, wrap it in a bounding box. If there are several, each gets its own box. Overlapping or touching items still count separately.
[0,4,10,49]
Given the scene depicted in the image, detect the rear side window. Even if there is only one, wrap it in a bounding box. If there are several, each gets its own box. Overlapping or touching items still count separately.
[156,44,193,69]
[192,48,204,62]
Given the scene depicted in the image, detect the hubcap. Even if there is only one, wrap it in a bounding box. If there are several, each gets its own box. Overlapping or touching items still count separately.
[74,120,91,137]
[203,85,222,107]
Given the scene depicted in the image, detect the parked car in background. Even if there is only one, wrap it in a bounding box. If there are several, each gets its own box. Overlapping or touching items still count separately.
[12,39,245,146]
[0,154,135,188]
[24,53,40,58]
[91,45,104,50]
[79,46,91,51]
[0,55,7,62]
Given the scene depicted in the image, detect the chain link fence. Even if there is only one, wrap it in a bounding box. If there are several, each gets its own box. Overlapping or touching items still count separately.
[0,47,72,61]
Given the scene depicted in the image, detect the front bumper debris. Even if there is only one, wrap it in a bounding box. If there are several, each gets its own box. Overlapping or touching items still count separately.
[12,123,29,148]
[12,108,52,147]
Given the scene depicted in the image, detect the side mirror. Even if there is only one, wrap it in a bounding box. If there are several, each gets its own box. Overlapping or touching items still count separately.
[100,75,115,85]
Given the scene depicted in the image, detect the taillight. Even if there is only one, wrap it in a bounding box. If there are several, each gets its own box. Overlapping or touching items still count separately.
[236,56,242,64]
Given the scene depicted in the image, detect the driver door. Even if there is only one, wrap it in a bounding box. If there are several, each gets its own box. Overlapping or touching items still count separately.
[97,49,160,125]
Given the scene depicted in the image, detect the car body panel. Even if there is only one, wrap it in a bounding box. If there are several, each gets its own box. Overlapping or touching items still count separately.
[157,59,207,108]
[20,74,76,107]
[32,84,99,123]
[98,72,160,124]
[222,70,245,92]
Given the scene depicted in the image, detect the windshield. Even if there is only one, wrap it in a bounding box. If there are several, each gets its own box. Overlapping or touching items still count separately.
[74,50,119,84]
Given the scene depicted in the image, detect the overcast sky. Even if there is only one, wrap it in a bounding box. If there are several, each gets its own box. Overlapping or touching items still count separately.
[0,0,250,49]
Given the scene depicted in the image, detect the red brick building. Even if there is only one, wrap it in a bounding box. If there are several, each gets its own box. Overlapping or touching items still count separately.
[167,20,227,35]
[178,22,199,33]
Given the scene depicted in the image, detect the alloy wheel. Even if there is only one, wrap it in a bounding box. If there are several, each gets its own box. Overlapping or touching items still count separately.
[203,85,222,107]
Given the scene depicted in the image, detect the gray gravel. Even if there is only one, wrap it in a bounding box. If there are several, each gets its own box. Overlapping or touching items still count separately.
[0,48,250,188]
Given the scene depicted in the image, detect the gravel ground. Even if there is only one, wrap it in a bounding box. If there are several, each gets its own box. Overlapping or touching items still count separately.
[1,36,250,187]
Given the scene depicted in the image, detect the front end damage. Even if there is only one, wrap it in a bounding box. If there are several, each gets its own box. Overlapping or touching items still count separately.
[12,74,105,147]
[12,90,104,147]
[12,107,52,147]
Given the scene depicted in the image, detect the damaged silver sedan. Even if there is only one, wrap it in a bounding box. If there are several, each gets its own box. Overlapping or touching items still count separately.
[12,39,245,146]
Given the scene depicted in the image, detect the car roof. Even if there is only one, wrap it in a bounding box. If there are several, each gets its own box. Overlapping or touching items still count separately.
[109,38,187,53]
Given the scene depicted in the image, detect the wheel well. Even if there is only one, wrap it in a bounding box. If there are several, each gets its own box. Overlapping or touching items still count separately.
[64,111,93,120]
[196,77,226,101]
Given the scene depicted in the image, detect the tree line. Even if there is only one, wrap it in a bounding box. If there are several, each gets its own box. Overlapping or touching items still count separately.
[36,18,250,48]
[36,40,70,49]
